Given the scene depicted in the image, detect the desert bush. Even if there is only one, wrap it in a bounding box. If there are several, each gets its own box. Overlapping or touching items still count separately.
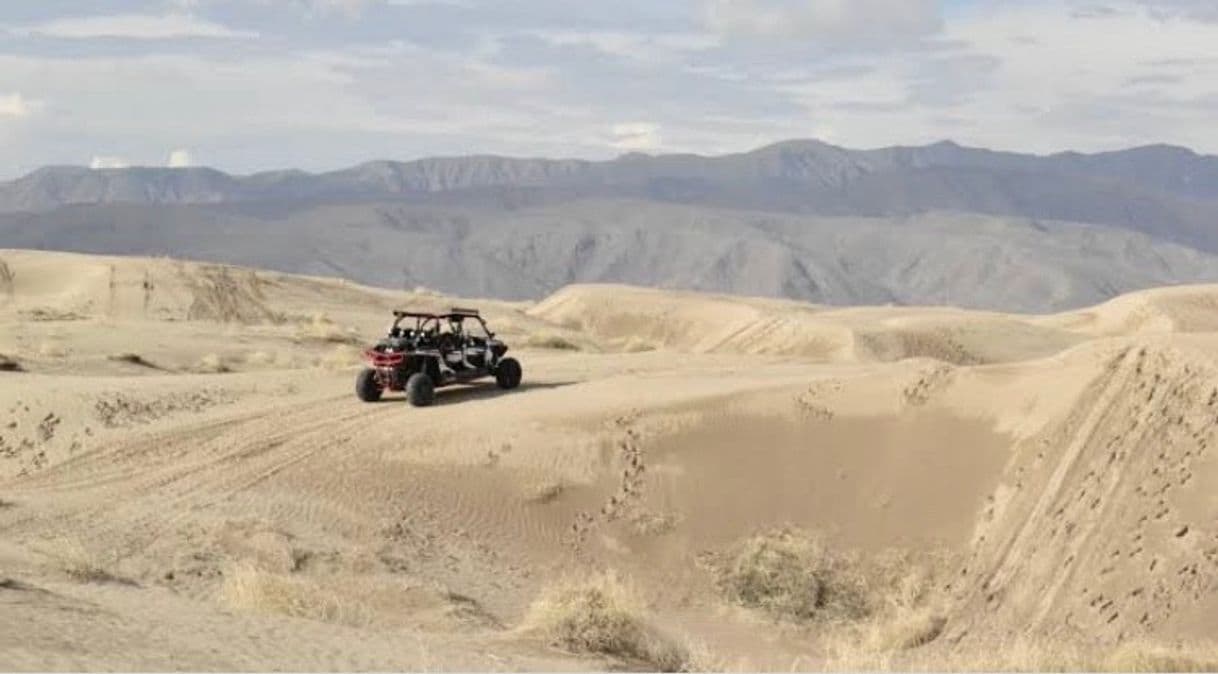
[621,337,657,353]
[522,571,691,671]
[298,312,360,345]
[711,527,869,623]
[38,341,67,358]
[195,353,231,373]
[48,539,125,584]
[0,258,14,298]
[521,480,565,504]
[219,562,368,626]
[525,333,582,351]
[0,354,22,372]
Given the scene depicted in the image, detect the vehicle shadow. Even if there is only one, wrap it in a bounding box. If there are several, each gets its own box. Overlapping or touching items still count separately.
[435,380,578,405]
[371,380,578,405]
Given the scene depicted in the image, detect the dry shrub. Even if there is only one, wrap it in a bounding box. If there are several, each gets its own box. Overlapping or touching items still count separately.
[299,312,359,345]
[0,354,22,372]
[195,353,231,373]
[621,337,657,353]
[47,539,124,584]
[525,333,582,351]
[0,257,14,298]
[711,527,869,623]
[522,480,565,504]
[38,341,67,358]
[317,344,362,370]
[630,510,681,536]
[220,562,368,626]
[522,571,691,671]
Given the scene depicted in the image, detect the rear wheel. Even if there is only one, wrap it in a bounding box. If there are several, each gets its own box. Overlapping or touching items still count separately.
[405,372,435,407]
[355,368,382,402]
[495,358,522,390]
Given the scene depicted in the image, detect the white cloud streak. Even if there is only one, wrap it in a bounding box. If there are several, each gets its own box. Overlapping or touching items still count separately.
[9,13,258,39]
[704,0,943,43]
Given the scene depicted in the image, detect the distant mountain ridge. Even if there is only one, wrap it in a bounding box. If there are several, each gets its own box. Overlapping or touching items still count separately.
[2,138,1218,313]
[5,138,1217,251]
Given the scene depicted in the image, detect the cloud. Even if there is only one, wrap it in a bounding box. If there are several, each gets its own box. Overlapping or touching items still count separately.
[611,123,663,151]
[167,149,196,167]
[704,0,943,44]
[0,93,39,119]
[1138,0,1218,21]
[11,13,258,39]
[304,0,384,18]
[90,156,131,169]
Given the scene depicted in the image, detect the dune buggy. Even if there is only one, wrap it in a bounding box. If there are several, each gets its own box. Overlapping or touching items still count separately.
[355,307,522,407]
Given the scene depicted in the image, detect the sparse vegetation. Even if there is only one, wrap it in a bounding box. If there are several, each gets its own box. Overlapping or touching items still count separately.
[524,333,582,351]
[522,480,565,504]
[195,353,231,373]
[37,341,68,358]
[709,527,870,623]
[297,311,360,345]
[621,337,657,353]
[0,258,14,300]
[317,344,362,369]
[219,562,369,626]
[48,539,127,584]
[522,571,691,671]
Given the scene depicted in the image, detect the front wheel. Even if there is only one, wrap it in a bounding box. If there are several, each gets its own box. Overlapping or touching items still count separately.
[495,358,522,390]
[355,368,382,402]
[405,372,435,407]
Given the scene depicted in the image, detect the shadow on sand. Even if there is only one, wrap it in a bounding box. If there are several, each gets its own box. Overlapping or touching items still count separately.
[370,380,577,406]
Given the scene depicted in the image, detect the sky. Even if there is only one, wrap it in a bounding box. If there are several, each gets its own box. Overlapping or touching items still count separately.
[1,0,1216,178]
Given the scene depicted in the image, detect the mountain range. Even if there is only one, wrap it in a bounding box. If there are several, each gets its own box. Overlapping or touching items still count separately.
[2,139,1217,312]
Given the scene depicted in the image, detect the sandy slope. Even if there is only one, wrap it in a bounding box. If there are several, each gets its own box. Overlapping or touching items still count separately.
[2,249,1218,671]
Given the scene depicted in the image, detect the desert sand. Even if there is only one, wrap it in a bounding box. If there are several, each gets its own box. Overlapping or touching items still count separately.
[2,248,1218,671]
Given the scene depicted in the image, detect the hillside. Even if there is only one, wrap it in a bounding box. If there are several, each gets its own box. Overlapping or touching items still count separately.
[3,250,1218,670]
[5,201,1218,314]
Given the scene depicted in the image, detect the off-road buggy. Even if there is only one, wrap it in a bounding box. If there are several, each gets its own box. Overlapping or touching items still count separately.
[355,307,522,407]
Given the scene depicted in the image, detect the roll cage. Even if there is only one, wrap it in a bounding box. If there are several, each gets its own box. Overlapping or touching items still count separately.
[389,308,495,339]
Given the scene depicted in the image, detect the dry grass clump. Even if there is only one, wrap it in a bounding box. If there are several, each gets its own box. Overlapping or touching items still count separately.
[38,341,68,358]
[521,480,566,504]
[47,539,127,584]
[195,353,232,373]
[522,571,691,671]
[219,562,368,626]
[711,528,952,664]
[298,312,360,345]
[524,333,582,351]
[620,337,657,353]
[316,344,363,370]
[711,527,870,623]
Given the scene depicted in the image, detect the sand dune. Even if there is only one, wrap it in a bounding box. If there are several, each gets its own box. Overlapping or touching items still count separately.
[3,249,1218,671]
